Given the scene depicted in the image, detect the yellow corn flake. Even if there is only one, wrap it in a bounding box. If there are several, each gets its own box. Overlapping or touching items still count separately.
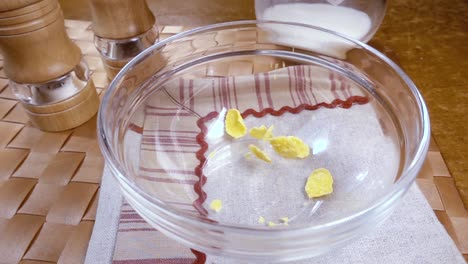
[267,221,276,227]
[208,151,216,158]
[249,125,274,140]
[305,168,334,198]
[248,144,272,163]
[270,136,310,159]
[209,199,223,212]
[258,216,266,224]
[280,217,289,225]
[225,109,247,138]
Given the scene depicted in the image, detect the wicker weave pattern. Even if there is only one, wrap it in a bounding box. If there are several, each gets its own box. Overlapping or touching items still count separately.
[0,20,104,264]
[0,20,465,263]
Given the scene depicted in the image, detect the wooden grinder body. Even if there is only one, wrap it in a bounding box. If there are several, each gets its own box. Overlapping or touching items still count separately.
[89,0,157,79]
[89,0,155,39]
[0,0,99,131]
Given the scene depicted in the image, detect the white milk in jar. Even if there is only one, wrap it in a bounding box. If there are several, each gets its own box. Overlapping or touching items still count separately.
[256,2,374,58]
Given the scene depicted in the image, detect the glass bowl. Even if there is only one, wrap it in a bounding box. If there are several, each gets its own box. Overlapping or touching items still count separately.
[98,21,430,262]
[255,0,387,43]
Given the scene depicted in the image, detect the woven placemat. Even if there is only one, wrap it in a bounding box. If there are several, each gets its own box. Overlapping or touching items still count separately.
[0,20,465,263]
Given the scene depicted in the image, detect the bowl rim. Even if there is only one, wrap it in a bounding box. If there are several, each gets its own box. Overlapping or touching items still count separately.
[97,20,431,234]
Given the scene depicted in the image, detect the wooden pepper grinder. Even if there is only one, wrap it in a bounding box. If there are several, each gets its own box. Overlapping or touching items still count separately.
[0,0,99,132]
[88,0,159,79]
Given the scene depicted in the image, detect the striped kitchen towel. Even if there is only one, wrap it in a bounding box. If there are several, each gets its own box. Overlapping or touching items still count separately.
[85,65,464,264]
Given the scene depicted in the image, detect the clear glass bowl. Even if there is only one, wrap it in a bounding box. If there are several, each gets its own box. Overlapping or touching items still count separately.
[98,21,430,262]
[255,0,387,43]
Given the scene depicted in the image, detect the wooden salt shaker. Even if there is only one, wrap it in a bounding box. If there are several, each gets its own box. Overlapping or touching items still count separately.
[0,0,99,132]
[89,0,159,79]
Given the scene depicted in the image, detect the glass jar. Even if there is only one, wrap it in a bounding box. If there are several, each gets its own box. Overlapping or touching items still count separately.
[255,0,387,42]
